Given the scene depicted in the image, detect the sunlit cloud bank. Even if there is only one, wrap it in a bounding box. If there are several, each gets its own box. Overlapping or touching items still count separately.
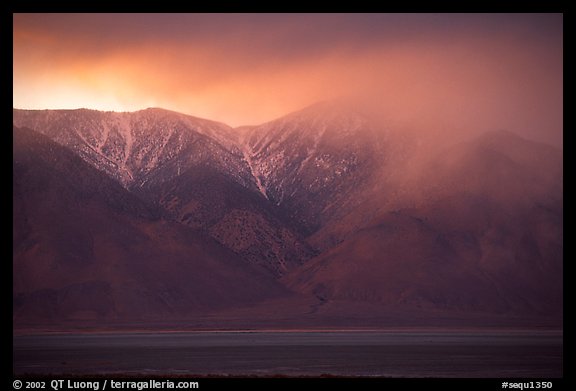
[13,13,562,146]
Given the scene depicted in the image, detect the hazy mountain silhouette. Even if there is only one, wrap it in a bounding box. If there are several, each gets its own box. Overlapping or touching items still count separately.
[12,103,563,327]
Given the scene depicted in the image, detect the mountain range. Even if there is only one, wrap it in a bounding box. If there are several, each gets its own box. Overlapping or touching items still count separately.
[12,103,563,328]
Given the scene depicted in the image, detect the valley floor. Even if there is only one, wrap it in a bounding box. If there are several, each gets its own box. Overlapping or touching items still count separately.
[13,297,562,335]
[13,327,562,378]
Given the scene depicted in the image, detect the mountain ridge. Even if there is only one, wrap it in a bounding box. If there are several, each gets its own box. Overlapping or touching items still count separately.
[12,103,563,324]
[13,108,317,279]
[13,125,291,322]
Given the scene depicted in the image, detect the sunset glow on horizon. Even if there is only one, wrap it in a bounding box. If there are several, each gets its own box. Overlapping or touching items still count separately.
[13,13,562,145]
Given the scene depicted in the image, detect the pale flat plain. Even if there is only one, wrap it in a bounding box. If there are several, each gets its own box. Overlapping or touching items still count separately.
[13,330,562,378]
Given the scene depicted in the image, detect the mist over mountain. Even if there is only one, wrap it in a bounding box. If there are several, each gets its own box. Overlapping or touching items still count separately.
[13,103,563,326]
[243,102,385,234]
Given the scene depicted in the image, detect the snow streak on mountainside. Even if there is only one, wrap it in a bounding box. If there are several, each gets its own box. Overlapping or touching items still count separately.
[13,126,290,321]
[240,142,268,200]
[13,108,256,191]
[13,108,314,278]
[242,102,389,236]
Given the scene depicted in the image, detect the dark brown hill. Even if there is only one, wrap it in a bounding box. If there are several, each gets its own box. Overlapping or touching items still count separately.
[13,126,289,323]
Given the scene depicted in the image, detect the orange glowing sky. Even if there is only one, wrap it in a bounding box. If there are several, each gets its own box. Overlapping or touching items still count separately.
[13,13,563,146]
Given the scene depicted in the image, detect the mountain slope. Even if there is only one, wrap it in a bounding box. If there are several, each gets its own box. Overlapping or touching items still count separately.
[284,130,562,318]
[13,104,563,324]
[242,101,393,238]
[410,129,563,207]
[139,164,316,276]
[13,108,314,277]
[13,126,290,322]
[13,108,252,189]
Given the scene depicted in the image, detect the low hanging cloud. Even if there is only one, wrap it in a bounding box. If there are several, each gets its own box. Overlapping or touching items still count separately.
[13,13,562,146]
